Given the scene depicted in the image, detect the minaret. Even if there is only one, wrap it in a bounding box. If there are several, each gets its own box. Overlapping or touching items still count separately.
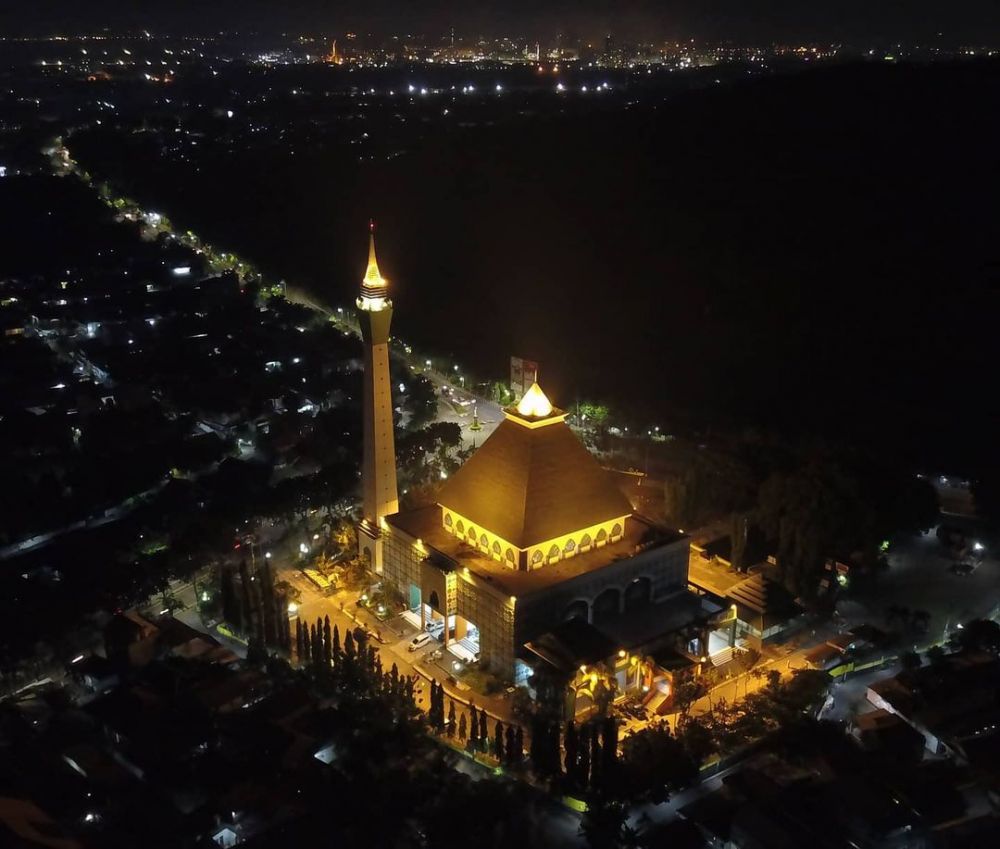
[356,222,399,572]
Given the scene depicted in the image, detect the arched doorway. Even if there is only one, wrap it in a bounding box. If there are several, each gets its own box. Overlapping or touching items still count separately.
[624,577,652,612]
[592,587,621,624]
[564,599,590,623]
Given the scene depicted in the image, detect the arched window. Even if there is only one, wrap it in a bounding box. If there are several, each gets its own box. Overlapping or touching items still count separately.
[531,550,544,566]
[596,528,608,546]
[492,540,501,558]
[611,523,623,541]
[505,548,515,564]
[580,533,593,552]
[480,534,489,550]
[564,538,576,555]
[456,520,464,535]
[467,526,477,541]
[547,544,560,563]
[428,590,441,611]
[444,513,453,527]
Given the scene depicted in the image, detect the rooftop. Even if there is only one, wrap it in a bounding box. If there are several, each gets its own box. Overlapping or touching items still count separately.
[386,504,685,598]
[436,395,634,550]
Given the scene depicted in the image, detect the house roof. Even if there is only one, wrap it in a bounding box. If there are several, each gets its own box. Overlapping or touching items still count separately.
[523,618,618,673]
[437,403,632,550]
[727,574,800,629]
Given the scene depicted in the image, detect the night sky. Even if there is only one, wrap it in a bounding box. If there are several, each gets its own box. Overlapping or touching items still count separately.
[3,0,999,42]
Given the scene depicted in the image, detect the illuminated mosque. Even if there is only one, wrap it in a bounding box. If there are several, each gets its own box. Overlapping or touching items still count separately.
[355,228,714,710]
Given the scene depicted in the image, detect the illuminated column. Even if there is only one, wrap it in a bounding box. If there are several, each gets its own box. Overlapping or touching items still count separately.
[356,223,399,572]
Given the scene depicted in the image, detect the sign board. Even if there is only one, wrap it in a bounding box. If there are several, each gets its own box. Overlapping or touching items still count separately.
[510,356,539,399]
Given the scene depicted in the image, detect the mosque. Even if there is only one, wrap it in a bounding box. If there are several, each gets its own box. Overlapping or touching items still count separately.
[355,228,716,712]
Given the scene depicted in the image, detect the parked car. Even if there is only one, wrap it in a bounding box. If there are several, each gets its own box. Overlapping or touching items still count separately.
[408,632,433,652]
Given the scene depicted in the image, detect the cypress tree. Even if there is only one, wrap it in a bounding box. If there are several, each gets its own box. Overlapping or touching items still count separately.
[310,623,321,668]
[323,616,332,666]
[344,629,356,660]
[493,720,504,761]
[515,726,525,765]
[332,624,341,664]
[505,725,518,766]
[221,564,241,628]
[564,721,579,777]
[589,724,602,789]
[469,704,479,747]
[479,709,489,745]
[295,617,304,660]
[529,716,543,770]
[459,713,467,741]
[238,559,254,636]
[447,701,457,737]
[601,716,618,779]
[578,732,590,789]
[549,722,563,777]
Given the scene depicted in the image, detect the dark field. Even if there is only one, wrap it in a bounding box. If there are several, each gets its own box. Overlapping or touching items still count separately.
[71,61,1000,472]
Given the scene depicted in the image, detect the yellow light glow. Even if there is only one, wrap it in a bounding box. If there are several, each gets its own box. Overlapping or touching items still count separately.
[516,382,553,418]
[362,232,387,290]
[618,649,627,659]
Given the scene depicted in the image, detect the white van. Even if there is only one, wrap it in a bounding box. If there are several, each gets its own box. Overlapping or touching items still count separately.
[408,632,433,652]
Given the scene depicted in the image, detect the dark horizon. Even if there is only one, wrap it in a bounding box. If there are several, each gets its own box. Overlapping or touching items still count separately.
[3,0,1000,44]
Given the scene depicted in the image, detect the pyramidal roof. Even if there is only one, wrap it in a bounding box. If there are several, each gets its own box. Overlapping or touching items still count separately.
[437,386,633,549]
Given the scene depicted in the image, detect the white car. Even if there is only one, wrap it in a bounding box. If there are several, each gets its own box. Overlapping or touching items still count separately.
[408,633,433,652]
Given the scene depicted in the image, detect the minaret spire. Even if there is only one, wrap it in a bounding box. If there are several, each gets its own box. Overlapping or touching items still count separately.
[355,222,398,573]
[360,218,388,303]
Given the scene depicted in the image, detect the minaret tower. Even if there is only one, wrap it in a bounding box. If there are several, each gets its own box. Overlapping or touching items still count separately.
[356,221,399,572]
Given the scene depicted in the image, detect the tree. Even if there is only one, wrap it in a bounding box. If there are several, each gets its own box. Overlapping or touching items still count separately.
[310,623,321,669]
[579,794,637,849]
[564,721,579,777]
[672,676,708,716]
[332,624,341,663]
[468,704,480,749]
[505,725,518,766]
[323,616,332,666]
[589,725,603,789]
[447,700,457,738]
[458,712,467,742]
[601,717,618,780]
[220,563,241,628]
[295,617,304,660]
[617,722,698,804]
[479,709,489,747]
[344,628,356,660]
[675,716,715,765]
[926,645,949,668]
[493,720,504,761]
[238,559,255,635]
[515,726,525,766]
[577,730,591,789]
[900,650,922,671]
[954,619,1000,654]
